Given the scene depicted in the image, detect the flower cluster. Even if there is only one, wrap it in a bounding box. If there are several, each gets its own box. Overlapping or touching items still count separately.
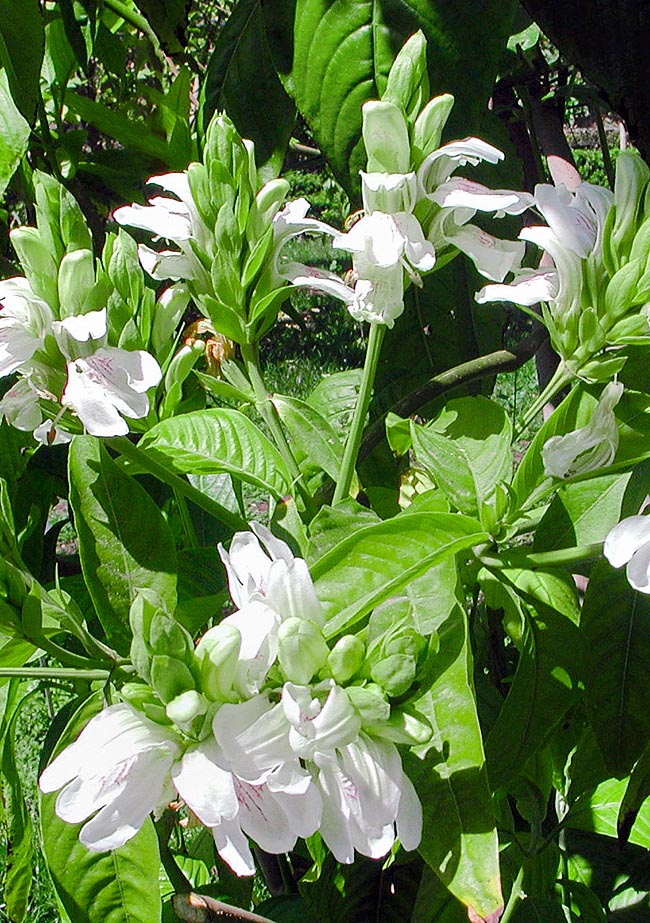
[40,525,425,874]
[0,174,185,441]
[477,153,650,381]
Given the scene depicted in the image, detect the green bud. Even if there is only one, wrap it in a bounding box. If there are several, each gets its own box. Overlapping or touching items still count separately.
[604,258,644,322]
[166,689,209,734]
[150,654,196,704]
[120,682,161,712]
[34,170,92,255]
[247,178,290,246]
[327,635,365,683]
[346,684,391,724]
[152,284,191,360]
[412,94,455,165]
[195,623,241,701]
[611,152,650,259]
[149,611,194,664]
[57,249,96,318]
[277,617,329,685]
[383,31,429,123]
[163,341,203,392]
[362,100,411,174]
[10,226,59,310]
[366,706,433,745]
[371,653,417,697]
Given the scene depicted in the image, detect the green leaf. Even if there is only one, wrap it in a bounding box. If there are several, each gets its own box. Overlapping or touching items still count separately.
[311,510,487,637]
[65,91,171,163]
[133,0,189,53]
[581,562,650,777]
[411,396,512,516]
[40,695,163,923]
[68,437,177,654]
[263,0,517,192]
[140,409,291,498]
[0,0,44,123]
[617,738,650,846]
[480,569,584,790]
[273,394,346,483]
[405,600,503,920]
[199,0,295,179]
[568,777,650,849]
[0,68,30,197]
[307,369,361,437]
[533,472,631,552]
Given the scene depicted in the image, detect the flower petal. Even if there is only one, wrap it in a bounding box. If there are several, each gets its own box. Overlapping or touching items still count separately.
[604,515,650,569]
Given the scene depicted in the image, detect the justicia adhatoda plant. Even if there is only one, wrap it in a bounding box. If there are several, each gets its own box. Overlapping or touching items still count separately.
[3,23,650,923]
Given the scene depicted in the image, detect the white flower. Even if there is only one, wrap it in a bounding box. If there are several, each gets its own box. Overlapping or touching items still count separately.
[62,347,161,437]
[418,137,504,190]
[39,703,183,852]
[361,172,419,215]
[314,734,422,864]
[218,522,324,625]
[113,172,211,284]
[542,381,623,479]
[0,378,43,431]
[604,514,650,593]
[430,177,534,218]
[476,268,559,306]
[0,277,53,377]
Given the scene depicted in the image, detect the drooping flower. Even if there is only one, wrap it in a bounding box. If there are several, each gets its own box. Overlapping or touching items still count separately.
[542,381,624,479]
[39,703,183,852]
[604,514,650,594]
[0,277,53,377]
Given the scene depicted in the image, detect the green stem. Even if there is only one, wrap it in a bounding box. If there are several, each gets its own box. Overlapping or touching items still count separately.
[514,363,573,440]
[240,344,317,518]
[333,323,385,505]
[480,541,603,571]
[107,436,247,533]
[500,864,526,923]
[173,488,199,548]
[103,0,167,64]
[0,667,111,681]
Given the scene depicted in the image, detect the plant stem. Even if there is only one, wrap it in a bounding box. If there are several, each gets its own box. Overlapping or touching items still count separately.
[0,667,111,680]
[514,362,573,440]
[501,864,526,923]
[240,344,317,518]
[107,436,247,533]
[480,541,603,571]
[103,0,167,64]
[333,323,385,504]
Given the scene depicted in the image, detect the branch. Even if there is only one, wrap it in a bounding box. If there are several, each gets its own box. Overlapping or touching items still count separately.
[172,893,275,923]
[359,326,546,461]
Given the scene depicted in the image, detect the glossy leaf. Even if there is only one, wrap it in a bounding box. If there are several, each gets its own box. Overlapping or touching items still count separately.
[0,0,44,123]
[140,409,290,498]
[581,562,650,777]
[262,0,517,192]
[533,472,631,552]
[307,369,361,437]
[40,695,163,923]
[273,394,346,483]
[411,396,512,516]
[311,511,487,637]
[199,0,295,178]
[68,437,177,654]
[0,68,30,197]
[481,569,584,790]
[617,738,650,846]
[405,601,503,920]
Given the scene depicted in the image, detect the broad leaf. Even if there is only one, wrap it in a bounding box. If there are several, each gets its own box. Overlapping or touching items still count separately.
[411,396,512,516]
[618,738,650,846]
[308,369,361,437]
[40,695,163,923]
[140,409,290,498]
[405,600,503,920]
[481,569,584,790]
[273,393,346,483]
[533,472,631,552]
[581,562,650,777]
[65,92,172,163]
[0,0,44,123]
[199,0,295,178]
[262,0,517,192]
[311,510,487,637]
[0,68,30,197]
[68,437,177,654]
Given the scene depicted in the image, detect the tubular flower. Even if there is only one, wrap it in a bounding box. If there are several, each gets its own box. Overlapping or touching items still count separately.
[0,277,53,377]
[542,381,624,479]
[604,515,650,594]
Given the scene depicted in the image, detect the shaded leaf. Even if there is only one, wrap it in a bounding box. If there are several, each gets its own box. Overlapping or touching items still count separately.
[0,68,30,197]
[68,437,177,654]
[0,0,44,122]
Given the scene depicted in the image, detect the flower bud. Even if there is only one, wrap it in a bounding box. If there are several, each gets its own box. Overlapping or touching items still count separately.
[345,683,391,723]
[57,249,96,318]
[195,623,241,701]
[10,226,59,309]
[366,706,433,745]
[247,178,291,244]
[383,31,429,122]
[166,689,209,734]
[327,635,365,683]
[611,152,650,260]
[412,94,455,164]
[277,617,329,685]
[150,654,197,704]
[362,100,411,174]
